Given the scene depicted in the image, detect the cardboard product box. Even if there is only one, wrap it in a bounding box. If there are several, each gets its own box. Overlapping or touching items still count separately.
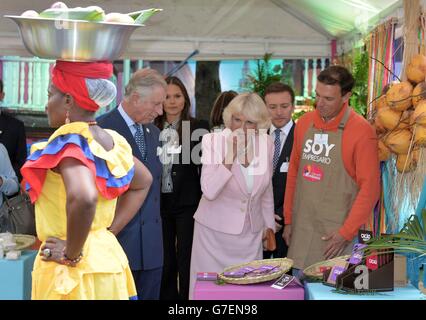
[335,250,395,292]
[393,254,407,287]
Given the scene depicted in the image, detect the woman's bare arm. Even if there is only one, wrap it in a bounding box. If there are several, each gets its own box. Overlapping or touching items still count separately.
[108,157,153,235]
[59,157,98,260]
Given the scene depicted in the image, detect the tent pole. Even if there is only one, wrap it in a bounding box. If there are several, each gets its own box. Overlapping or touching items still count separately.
[312,59,317,95]
[122,59,131,97]
[303,59,309,97]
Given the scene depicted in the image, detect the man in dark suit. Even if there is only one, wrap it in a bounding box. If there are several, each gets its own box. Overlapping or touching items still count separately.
[263,82,295,259]
[97,69,167,300]
[0,79,27,181]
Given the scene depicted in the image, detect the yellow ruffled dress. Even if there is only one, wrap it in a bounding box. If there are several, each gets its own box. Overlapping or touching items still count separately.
[21,122,137,300]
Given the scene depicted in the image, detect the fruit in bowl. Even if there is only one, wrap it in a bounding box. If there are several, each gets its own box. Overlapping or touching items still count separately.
[50,2,68,9]
[23,3,162,25]
[39,5,105,22]
[104,13,135,24]
[21,10,39,18]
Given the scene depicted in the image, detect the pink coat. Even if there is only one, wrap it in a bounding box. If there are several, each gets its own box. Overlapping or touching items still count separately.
[193,129,275,235]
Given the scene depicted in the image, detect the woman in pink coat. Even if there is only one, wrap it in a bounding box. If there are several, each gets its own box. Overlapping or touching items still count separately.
[189,93,275,299]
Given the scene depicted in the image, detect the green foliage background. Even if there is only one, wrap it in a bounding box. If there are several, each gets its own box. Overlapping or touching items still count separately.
[245,53,282,98]
[244,53,303,121]
[349,50,369,117]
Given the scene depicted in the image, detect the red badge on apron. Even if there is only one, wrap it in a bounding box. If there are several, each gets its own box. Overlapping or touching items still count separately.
[302,164,324,182]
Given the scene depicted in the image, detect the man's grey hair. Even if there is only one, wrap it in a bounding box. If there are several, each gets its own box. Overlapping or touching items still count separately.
[124,68,167,101]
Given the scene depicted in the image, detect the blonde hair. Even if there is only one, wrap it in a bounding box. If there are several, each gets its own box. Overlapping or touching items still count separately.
[223,93,271,130]
[124,68,167,101]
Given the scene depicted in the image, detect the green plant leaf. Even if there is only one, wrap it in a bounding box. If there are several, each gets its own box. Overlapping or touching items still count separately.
[293,110,307,121]
[363,214,426,257]
[128,8,162,24]
[243,53,285,97]
[349,49,369,117]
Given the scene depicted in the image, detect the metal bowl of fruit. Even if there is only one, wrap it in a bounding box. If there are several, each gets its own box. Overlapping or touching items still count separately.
[5,4,161,61]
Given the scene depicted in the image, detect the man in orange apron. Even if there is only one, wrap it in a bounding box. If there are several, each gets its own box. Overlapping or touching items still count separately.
[283,66,380,271]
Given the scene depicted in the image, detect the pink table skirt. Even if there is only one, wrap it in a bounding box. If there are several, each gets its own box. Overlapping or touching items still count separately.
[193,279,304,300]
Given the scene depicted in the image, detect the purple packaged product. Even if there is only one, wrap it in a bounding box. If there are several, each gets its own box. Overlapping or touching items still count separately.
[250,265,276,276]
[349,243,367,265]
[270,266,281,273]
[223,271,246,278]
[239,266,256,274]
[261,265,276,271]
[224,266,256,278]
[328,266,347,283]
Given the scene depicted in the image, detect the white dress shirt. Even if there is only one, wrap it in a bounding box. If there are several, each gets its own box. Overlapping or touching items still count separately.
[239,161,254,194]
[269,120,293,154]
[117,104,139,137]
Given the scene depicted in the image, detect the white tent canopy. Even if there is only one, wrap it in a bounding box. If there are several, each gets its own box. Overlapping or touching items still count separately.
[0,0,403,60]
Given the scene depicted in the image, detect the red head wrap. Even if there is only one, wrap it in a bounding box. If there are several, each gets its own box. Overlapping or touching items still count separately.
[51,60,113,112]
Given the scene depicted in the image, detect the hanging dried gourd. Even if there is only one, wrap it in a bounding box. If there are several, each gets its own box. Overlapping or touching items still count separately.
[396,149,419,172]
[406,54,426,83]
[376,107,403,130]
[397,110,412,130]
[414,125,426,145]
[386,81,413,111]
[374,94,389,111]
[384,129,413,154]
[412,81,426,106]
[411,101,426,125]
[378,139,392,161]
[373,117,387,135]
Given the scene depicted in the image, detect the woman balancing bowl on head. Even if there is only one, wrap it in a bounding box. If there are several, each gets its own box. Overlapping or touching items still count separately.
[21,61,153,300]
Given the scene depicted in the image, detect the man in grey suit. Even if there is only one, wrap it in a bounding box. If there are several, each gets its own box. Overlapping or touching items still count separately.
[97,68,167,300]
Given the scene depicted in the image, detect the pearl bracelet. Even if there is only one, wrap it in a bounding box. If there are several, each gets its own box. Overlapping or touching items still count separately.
[60,248,83,267]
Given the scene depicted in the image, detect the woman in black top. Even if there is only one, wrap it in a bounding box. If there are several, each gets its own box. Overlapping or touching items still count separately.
[155,76,209,300]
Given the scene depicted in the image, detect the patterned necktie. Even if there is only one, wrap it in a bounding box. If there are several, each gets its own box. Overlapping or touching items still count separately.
[134,124,147,161]
[273,129,281,170]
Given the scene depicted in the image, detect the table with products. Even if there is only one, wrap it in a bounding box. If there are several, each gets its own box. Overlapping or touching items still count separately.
[193,278,304,300]
[0,250,37,300]
[305,282,426,300]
